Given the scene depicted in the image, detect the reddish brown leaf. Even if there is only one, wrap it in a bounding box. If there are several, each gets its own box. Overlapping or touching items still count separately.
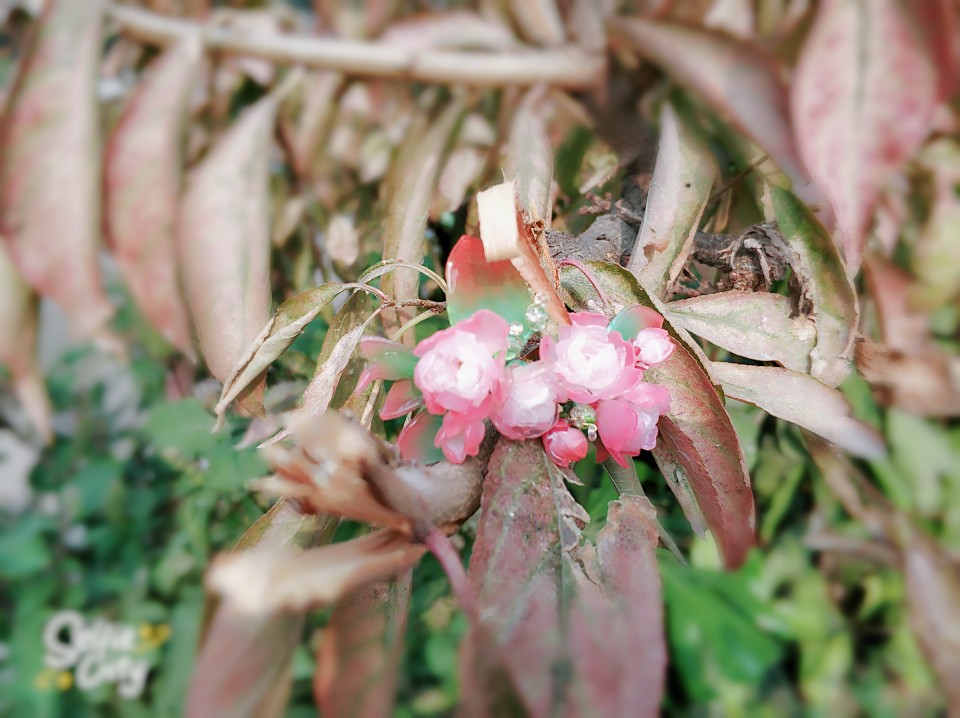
[862,252,929,352]
[610,17,805,186]
[792,0,938,272]
[461,440,666,717]
[629,102,717,295]
[0,0,115,339]
[856,340,960,418]
[187,501,337,718]
[178,90,278,413]
[104,36,203,357]
[314,575,412,718]
[667,292,815,372]
[0,246,50,442]
[711,362,884,459]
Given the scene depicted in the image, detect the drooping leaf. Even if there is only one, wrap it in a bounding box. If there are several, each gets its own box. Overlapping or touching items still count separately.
[0,246,50,442]
[104,35,203,357]
[710,362,884,459]
[667,291,815,372]
[314,575,412,718]
[561,261,753,565]
[178,88,279,415]
[0,0,115,339]
[770,185,857,387]
[446,234,531,326]
[628,101,717,297]
[610,16,805,185]
[214,282,351,427]
[505,87,554,226]
[380,98,465,336]
[187,501,337,718]
[791,0,938,272]
[460,440,666,717]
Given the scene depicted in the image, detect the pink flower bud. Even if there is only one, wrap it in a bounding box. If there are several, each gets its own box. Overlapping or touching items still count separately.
[542,420,588,468]
[633,327,674,367]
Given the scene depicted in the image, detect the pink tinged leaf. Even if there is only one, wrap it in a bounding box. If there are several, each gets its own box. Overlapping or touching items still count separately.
[187,501,337,718]
[0,0,115,339]
[566,496,666,718]
[380,100,464,336]
[356,336,417,392]
[627,102,717,296]
[178,90,279,414]
[610,17,805,186]
[912,0,957,99]
[710,362,885,460]
[104,35,202,358]
[445,234,531,327]
[0,246,50,442]
[314,575,412,718]
[608,304,665,341]
[645,344,756,568]
[771,186,858,387]
[862,252,929,352]
[791,0,939,273]
[397,411,444,465]
[380,380,423,420]
[667,291,816,373]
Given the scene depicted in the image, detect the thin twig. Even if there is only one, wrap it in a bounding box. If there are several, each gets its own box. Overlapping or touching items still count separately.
[107,4,604,88]
[421,526,477,617]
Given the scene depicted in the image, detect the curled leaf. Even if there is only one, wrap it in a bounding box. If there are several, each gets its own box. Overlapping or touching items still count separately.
[711,362,884,459]
[104,36,202,357]
[179,89,279,415]
[629,102,717,296]
[0,0,115,339]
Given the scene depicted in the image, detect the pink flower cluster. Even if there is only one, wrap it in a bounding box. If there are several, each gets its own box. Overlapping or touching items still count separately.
[358,306,674,467]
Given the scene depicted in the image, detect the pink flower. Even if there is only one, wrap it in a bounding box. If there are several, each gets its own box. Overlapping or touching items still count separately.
[413,309,508,421]
[491,362,560,440]
[542,420,589,468]
[435,412,486,464]
[634,328,674,367]
[540,312,642,404]
[596,382,671,467]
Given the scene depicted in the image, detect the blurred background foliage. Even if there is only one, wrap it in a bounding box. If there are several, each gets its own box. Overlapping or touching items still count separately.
[1,0,959,716]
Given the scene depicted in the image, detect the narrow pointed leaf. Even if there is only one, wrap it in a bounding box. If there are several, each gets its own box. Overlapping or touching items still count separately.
[446,234,531,326]
[711,362,885,459]
[179,91,278,415]
[0,0,114,338]
[104,36,202,357]
[629,102,717,297]
[0,247,50,442]
[792,0,938,272]
[397,411,444,465]
[667,291,816,372]
[380,380,422,420]
[771,186,857,387]
[187,501,337,718]
[314,575,412,718]
[611,16,804,184]
[506,88,553,225]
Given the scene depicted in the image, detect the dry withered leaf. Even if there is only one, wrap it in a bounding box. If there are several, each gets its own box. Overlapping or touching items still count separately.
[856,340,960,418]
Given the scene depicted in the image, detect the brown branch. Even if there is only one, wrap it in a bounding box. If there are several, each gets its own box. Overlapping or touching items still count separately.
[106,4,604,88]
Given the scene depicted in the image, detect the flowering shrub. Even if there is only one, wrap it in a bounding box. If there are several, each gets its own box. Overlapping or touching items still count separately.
[359,295,675,467]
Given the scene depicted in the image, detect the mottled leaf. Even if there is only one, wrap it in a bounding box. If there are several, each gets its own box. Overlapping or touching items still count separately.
[667,291,815,372]
[611,16,804,185]
[460,440,666,717]
[0,246,50,442]
[0,0,114,338]
[178,89,278,415]
[315,575,412,718]
[446,234,530,326]
[104,36,202,357]
[628,102,717,296]
[187,501,337,718]
[771,186,857,387]
[711,362,884,459]
[792,0,938,272]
